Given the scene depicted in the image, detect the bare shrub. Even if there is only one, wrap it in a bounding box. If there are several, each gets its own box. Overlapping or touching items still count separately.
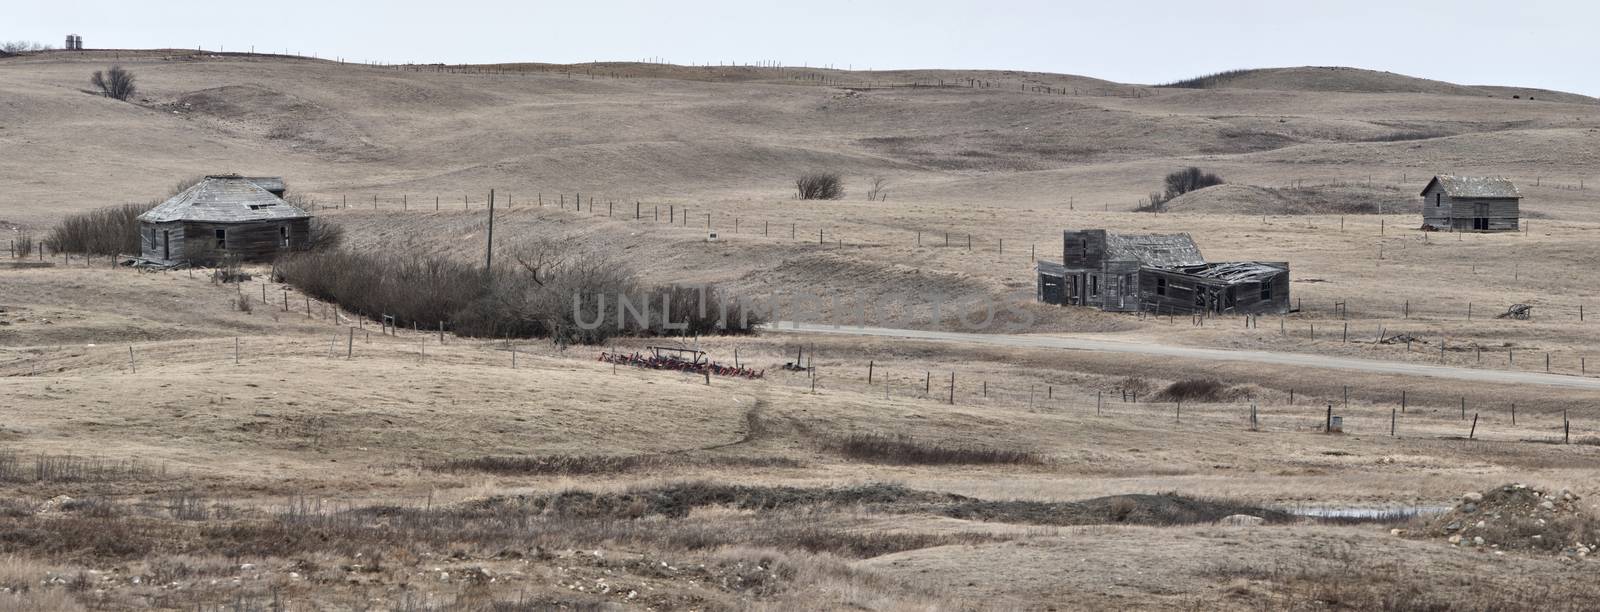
[276,250,484,332]
[0,41,51,53]
[210,253,250,284]
[277,242,755,344]
[43,203,147,256]
[300,218,345,252]
[11,233,34,259]
[0,453,167,483]
[820,433,1043,465]
[1165,166,1224,198]
[865,176,888,202]
[796,171,844,200]
[1118,376,1154,397]
[235,293,253,313]
[90,65,136,101]
[1152,379,1241,403]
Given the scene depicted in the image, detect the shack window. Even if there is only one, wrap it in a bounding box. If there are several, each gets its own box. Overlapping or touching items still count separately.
[214,228,226,249]
[1260,282,1272,301]
[1155,277,1167,296]
[1435,193,1442,206]
[280,225,290,247]
[1090,275,1099,297]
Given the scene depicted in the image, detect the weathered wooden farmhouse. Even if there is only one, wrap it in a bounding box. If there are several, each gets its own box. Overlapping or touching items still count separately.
[1420,175,1520,232]
[137,175,309,264]
[1037,229,1290,315]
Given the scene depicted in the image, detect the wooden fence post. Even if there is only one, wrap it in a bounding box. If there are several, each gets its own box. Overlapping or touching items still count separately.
[1469,413,1479,439]
[346,327,353,359]
[128,346,137,374]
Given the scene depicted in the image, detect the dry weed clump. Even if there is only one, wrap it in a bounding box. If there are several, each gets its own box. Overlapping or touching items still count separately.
[0,453,167,483]
[820,432,1044,466]
[1209,541,1600,611]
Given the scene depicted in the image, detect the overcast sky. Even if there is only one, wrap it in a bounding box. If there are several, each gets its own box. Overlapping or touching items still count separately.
[10,0,1597,95]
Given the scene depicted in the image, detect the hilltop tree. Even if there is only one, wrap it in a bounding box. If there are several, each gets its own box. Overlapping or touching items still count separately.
[91,65,137,101]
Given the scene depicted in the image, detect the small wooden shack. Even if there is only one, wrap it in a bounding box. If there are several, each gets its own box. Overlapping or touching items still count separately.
[1420,175,1520,232]
[137,175,309,264]
[1037,229,1290,315]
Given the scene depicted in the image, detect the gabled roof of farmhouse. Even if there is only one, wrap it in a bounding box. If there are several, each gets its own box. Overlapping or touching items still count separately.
[1421,175,1521,198]
[1105,232,1207,268]
[138,175,309,223]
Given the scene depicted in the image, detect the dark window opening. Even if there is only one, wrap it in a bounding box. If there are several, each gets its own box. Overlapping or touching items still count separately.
[1155,277,1167,296]
[1260,282,1272,301]
[214,228,226,249]
[1435,193,1442,206]
[1090,275,1099,297]
[280,225,290,247]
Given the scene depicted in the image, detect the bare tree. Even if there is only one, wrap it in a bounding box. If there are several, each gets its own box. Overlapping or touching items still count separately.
[91,65,137,101]
[1,41,51,53]
[1163,167,1223,198]
[796,171,844,200]
[866,176,889,202]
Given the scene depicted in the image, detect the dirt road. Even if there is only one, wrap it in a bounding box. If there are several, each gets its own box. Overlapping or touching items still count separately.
[769,322,1600,391]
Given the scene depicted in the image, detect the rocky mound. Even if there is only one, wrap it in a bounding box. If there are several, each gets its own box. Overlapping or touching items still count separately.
[1162,183,1414,216]
[1414,483,1597,558]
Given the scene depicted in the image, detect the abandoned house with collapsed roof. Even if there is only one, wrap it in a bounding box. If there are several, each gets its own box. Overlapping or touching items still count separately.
[1420,175,1521,232]
[137,175,309,264]
[1036,230,1290,315]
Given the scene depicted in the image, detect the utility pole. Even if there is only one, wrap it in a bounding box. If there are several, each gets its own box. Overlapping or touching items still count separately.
[484,189,496,276]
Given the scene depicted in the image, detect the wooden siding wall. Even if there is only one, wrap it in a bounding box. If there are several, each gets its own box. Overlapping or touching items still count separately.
[1101,261,1141,312]
[1420,186,1519,231]
[139,221,185,262]
[1062,230,1107,269]
[1037,272,1065,305]
[1450,197,1519,231]
[1138,267,1290,315]
[166,219,311,263]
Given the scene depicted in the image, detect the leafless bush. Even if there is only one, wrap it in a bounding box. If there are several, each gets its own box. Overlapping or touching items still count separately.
[12,232,34,259]
[277,242,756,344]
[43,203,147,255]
[90,65,137,101]
[276,249,484,332]
[236,293,253,313]
[1165,166,1224,198]
[820,433,1043,465]
[1118,376,1154,397]
[211,253,251,284]
[0,41,51,53]
[1153,379,1241,403]
[300,218,345,252]
[0,453,167,483]
[796,171,844,200]
[865,176,889,202]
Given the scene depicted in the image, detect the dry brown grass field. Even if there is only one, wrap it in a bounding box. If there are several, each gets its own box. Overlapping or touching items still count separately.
[4,51,1600,610]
